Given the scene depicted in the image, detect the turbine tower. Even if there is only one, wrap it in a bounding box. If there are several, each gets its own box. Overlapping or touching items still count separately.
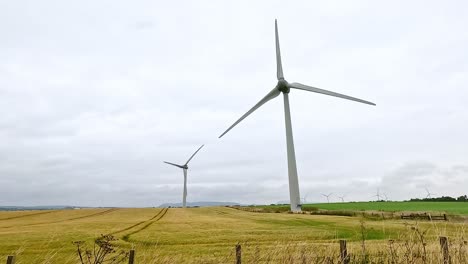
[219,20,375,212]
[164,144,204,208]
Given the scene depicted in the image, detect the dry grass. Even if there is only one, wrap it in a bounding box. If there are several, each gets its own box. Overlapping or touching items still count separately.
[0,207,466,263]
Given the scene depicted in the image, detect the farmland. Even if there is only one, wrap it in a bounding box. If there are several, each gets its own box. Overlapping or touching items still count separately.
[309,201,468,215]
[0,204,467,263]
[259,201,468,215]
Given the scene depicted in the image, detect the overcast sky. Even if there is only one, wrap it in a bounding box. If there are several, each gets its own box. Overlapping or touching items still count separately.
[1,1,467,206]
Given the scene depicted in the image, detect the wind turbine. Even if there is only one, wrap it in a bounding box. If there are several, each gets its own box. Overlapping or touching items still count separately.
[373,188,382,201]
[301,193,309,205]
[425,187,436,199]
[218,20,375,212]
[338,195,346,203]
[164,144,204,208]
[382,193,389,201]
[321,193,333,203]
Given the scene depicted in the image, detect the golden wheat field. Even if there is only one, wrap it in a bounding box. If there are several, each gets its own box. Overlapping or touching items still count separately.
[0,206,467,263]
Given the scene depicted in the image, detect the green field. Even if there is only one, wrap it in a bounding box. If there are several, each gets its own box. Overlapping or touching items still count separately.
[303,201,468,215]
[0,204,466,263]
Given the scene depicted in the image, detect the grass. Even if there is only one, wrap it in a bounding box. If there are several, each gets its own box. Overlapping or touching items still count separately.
[256,201,468,215]
[0,205,466,263]
[303,201,468,215]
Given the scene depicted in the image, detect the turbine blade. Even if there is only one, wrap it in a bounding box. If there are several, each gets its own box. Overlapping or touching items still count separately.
[289,82,376,106]
[185,144,204,165]
[219,88,281,138]
[164,161,184,169]
[275,19,284,80]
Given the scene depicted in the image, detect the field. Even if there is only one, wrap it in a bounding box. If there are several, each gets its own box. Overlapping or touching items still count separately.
[0,203,467,263]
[305,201,468,215]
[254,201,468,216]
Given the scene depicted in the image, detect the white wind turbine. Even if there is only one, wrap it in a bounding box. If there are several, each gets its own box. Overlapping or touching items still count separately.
[321,193,333,203]
[425,187,436,199]
[218,20,375,212]
[301,193,309,205]
[373,188,382,201]
[164,144,204,208]
[382,193,389,202]
[338,195,346,203]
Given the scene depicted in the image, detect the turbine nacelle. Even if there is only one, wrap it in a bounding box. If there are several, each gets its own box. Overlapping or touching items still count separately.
[276,79,290,94]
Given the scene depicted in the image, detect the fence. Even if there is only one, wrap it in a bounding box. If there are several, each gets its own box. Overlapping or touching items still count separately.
[401,212,448,221]
[3,237,455,263]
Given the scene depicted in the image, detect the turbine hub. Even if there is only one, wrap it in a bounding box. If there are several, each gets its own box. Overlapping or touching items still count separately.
[276,79,289,93]
[183,165,188,170]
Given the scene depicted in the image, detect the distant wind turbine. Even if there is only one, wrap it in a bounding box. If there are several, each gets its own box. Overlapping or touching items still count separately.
[382,193,389,201]
[321,193,333,203]
[301,193,309,205]
[164,144,204,208]
[425,187,436,199]
[373,188,382,201]
[218,20,375,212]
[338,195,346,203]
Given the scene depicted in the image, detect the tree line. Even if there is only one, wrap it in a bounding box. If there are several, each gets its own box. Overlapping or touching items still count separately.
[408,195,468,202]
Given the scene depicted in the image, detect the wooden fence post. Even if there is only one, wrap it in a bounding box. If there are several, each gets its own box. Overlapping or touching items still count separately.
[439,236,451,264]
[339,240,349,264]
[6,256,15,264]
[235,243,241,264]
[128,249,135,264]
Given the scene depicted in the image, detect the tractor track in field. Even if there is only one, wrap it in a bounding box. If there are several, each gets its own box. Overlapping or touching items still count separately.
[0,208,119,229]
[111,208,167,235]
[121,208,168,242]
[0,210,56,221]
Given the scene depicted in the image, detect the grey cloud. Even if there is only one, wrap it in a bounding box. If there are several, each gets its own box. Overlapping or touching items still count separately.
[0,1,467,206]
[378,162,468,200]
[381,162,437,185]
